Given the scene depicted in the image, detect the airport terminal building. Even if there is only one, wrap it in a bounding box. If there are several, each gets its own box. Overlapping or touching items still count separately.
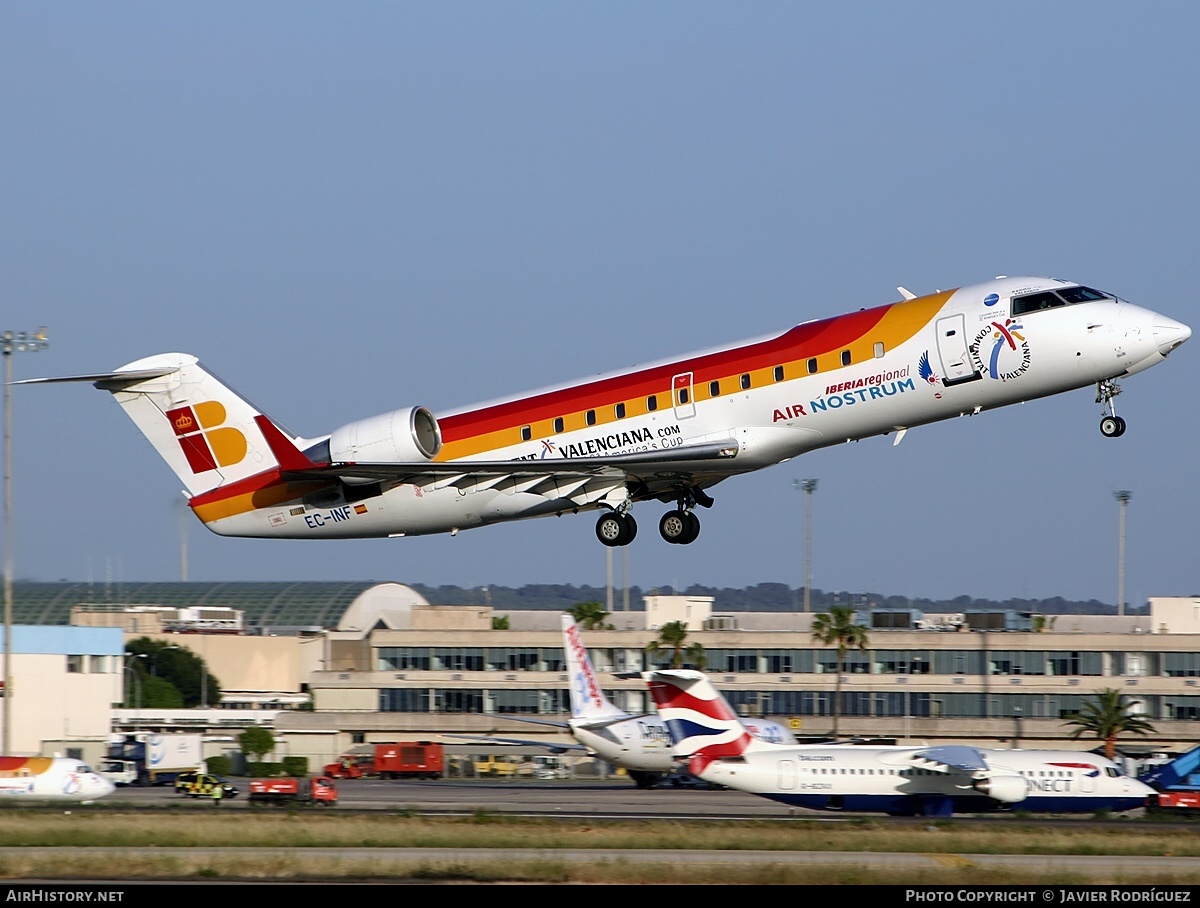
[12,581,1200,769]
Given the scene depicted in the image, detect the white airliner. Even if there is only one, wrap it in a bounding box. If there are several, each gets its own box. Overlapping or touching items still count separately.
[0,756,116,803]
[641,669,1156,817]
[21,277,1189,547]
[453,615,795,788]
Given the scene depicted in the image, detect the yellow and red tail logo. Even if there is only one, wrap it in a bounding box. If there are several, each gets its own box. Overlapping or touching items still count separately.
[165,402,247,474]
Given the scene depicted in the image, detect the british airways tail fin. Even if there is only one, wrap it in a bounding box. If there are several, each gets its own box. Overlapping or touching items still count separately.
[562,615,629,723]
[641,669,773,772]
[18,353,310,497]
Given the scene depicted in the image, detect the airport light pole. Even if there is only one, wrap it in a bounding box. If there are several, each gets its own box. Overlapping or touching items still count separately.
[2,327,48,754]
[793,479,818,612]
[1114,490,1131,617]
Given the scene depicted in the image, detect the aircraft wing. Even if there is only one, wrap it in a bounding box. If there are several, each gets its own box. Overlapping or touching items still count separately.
[441,734,583,755]
[908,745,990,779]
[279,438,741,492]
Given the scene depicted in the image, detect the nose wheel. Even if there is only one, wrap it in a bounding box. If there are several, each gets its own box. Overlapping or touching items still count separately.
[1100,415,1126,438]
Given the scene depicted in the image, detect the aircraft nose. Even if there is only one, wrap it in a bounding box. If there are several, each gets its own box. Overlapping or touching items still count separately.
[1153,315,1191,356]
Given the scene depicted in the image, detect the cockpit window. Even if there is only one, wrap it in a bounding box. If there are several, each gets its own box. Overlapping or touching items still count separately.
[1012,285,1112,315]
[1058,285,1111,304]
[1011,291,1065,314]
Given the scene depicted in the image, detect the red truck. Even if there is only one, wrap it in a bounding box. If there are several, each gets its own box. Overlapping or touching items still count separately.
[325,742,444,780]
[248,776,338,806]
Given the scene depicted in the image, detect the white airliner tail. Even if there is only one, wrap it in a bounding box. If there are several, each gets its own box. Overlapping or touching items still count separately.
[20,353,308,497]
[562,615,630,724]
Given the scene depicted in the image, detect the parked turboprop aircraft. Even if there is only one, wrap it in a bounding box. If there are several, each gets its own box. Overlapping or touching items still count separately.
[0,756,116,803]
[22,277,1189,547]
[641,668,1155,817]
[452,615,796,788]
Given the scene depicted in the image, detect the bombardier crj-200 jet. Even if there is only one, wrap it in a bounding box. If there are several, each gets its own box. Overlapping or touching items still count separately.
[24,277,1189,547]
[641,669,1156,817]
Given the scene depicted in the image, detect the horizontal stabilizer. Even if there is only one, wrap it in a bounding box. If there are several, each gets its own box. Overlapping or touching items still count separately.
[13,367,179,389]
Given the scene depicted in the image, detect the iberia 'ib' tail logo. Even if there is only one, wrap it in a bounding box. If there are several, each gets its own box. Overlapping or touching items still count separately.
[165,401,247,474]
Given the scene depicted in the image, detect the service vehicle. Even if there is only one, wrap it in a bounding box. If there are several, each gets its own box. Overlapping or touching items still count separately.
[324,742,444,780]
[175,772,238,800]
[99,732,204,786]
[248,776,337,807]
[473,754,519,777]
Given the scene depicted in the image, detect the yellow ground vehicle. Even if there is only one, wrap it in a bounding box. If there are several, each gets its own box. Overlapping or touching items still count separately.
[472,755,519,777]
[174,772,239,799]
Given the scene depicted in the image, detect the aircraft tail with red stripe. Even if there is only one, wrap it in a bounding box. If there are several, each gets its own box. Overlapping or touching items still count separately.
[641,669,776,774]
[22,353,310,498]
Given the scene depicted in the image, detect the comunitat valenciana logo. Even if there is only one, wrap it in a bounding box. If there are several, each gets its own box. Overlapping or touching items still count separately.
[970,318,1031,381]
[166,401,248,473]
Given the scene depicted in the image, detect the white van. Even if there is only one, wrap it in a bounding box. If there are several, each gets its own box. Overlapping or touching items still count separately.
[531,755,569,780]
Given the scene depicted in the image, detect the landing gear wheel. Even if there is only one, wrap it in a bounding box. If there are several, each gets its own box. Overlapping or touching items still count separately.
[659,510,701,544]
[596,513,624,546]
[1100,415,1126,438]
[659,511,687,544]
[595,512,637,547]
[619,513,637,545]
[679,511,700,544]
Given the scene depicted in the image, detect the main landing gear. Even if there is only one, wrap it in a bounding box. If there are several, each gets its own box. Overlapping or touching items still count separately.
[596,488,712,547]
[1096,379,1127,438]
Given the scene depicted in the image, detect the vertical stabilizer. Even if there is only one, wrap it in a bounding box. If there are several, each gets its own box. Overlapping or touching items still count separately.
[642,669,766,772]
[561,615,629,722]
[92,353,298,496]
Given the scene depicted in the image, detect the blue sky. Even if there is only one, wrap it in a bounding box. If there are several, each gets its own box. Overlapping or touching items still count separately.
[2,2,1197,606]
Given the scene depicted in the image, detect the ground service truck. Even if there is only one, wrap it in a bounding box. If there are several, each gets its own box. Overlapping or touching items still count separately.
[98,732,204,786]
[325,742,444,780]
[248,777,337,807]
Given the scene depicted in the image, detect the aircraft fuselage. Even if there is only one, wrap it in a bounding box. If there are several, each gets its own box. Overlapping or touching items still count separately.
[194,276,1186,542]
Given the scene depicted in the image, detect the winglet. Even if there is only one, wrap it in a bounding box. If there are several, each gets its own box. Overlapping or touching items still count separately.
[254,415,317,471]
[897,286,917,300]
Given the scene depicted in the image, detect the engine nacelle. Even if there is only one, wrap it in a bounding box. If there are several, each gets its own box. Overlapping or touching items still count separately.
[328,406,442,467]
[974,773,1028,804]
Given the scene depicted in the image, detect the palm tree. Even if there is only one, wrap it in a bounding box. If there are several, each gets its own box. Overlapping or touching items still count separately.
[1063,688,1155,761]
[810,605,869,738]
[570,601,613,630]
[646,620,706,669]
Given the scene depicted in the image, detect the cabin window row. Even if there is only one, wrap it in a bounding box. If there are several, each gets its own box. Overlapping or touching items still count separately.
[516,345,888,442]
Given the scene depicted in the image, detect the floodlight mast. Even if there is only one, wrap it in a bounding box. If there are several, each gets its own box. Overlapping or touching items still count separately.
[3,327,49,754]
[1114,490,1132,618]
[793,479,818,613]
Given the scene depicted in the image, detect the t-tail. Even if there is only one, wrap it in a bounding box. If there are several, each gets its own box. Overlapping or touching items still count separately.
[642,669,772,774]
[17,352,313,501]
[562,614,629,723]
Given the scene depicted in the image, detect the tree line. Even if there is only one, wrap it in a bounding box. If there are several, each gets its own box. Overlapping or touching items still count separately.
[416,582,1130,614]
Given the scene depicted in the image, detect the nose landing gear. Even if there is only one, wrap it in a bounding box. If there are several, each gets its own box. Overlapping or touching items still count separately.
[1096,379,1127,437]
